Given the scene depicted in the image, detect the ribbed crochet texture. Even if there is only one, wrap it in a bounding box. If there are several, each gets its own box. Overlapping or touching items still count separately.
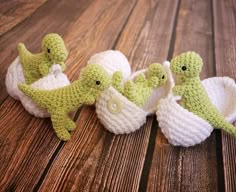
[87,50,131,80]
[96,87,148,134]
[19,64,70,118]
[5,57,25,100]
[171,51,236,137]
[157,76,236,147]
[18,64,111,141]
[18,33,68,84]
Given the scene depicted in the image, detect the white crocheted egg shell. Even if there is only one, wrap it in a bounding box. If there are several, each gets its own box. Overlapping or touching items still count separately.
[202,77,236,123]
[5,57,25,100]
[96,87,148,134]
[156,97,213,147]
[88,50,131,80]
[19,64,70,118]
[157,77,236,147]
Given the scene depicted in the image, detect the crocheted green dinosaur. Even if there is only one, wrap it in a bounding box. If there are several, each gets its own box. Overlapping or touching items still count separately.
[18,64,111,141]
[112,63,167,107]
[17,33,68,84]
[171,51,236,137]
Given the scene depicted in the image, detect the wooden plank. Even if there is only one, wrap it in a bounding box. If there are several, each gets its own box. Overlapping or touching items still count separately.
[0,0,137,190]
[38,0,179,191]
[147,0,219,191]
[0,0,93,104]
[0,0,95,189]
[0,0,47,36]
[213,0,236,191]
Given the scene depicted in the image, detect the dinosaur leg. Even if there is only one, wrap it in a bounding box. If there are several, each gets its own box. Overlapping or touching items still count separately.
[65,116,76,131]
[50,112,71,141]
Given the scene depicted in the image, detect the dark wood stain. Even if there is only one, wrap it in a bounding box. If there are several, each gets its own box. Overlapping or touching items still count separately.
[147,0,219,191]
[0,0,235,191]
[213,0,236,191]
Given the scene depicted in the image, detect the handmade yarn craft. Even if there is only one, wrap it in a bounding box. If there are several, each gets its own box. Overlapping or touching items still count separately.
[6,45,236,144]
[90,50,236,147]
[112,63,167,107]
[5,33,70,117]
[93,51,171,134]
[18,64,111,141]
[18,33,68,84]
[171,52,236,136]
[156,52,236,147]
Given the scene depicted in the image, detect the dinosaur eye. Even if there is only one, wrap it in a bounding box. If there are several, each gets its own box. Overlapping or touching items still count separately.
[47,48,50,53]
[162,75,165,79]
[96,81,100,85]
[182,66,187,71]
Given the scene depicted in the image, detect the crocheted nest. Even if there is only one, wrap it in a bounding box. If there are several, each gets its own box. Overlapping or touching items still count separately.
[156,66,236,147]
[5,57,70,118]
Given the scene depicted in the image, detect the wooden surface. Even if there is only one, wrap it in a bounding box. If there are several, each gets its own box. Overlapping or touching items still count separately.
[0,0,235,191]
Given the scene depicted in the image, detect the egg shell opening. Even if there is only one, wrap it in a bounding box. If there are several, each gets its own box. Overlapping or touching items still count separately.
[157,76,236,147]
[5,57,70,118]
[96,86,148,134]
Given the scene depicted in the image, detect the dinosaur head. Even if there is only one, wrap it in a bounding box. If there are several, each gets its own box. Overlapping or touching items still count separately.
[80,64,111,93]
[41,33,68,64]
[170,51,203,78]
[148,63,167,86]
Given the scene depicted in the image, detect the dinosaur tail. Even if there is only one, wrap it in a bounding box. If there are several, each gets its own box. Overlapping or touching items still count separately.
[210,111,236,137]
[18,84,43,104]
[219,120,236,137]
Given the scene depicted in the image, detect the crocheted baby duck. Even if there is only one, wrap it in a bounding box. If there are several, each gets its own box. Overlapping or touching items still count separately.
[17,33,68,84]
[18,64,111,141]
[112,63,167,107]
[170,51,236,137]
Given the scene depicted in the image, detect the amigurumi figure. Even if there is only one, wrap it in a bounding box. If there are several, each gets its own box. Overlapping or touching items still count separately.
[112,63,167,107]
[18,64,111,141]
[17,33,68,84]
[171,51,236,137]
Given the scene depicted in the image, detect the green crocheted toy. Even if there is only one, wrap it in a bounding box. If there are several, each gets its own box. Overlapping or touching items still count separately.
[18,64,111,141]
[112,63,167,107]
[17,33,68,84]
[171,51,236,137]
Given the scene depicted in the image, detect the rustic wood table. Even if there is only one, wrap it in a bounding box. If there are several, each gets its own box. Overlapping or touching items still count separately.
[1,0,236,191]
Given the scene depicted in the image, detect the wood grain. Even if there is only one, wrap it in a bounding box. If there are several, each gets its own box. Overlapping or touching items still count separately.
[0,98,60,191]
[213,0,236,191]
[0,0,93,104]
[38,0,179,191]
[147,0,219,191]
[0,0,138,190]
[0,0,47,35]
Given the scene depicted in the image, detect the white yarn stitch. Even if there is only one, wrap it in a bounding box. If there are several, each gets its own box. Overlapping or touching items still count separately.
[96,86,148,134]
[156,65,236,147]
[19,64,70,118]
[88,50,131,81]
[5,57,25,100]
[95,61,171,134]
[5,57,70,118]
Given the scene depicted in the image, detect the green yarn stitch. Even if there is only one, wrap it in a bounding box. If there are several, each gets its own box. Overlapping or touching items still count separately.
[112,63,167,107]
[18,64,111,141]
[17,33,68,84]
[171,51,236,137]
